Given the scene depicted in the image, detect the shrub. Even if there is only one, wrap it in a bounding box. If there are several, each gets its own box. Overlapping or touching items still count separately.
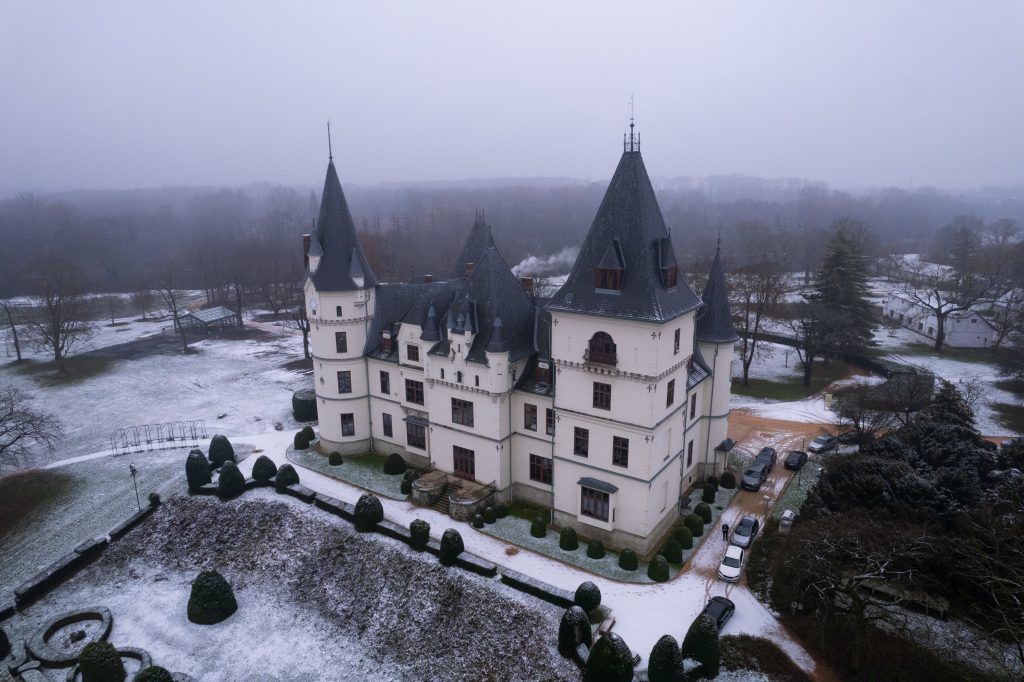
[275,463,299,491]
[483,506,496,524]
[660,539,683,564]
[647,555,670,582]
[400,479,412,495]
[587,539,606,560]
[403,469,417,482]
[695,502,712,524]
[208,435,235,468]
[328,451,343,466]
[574,581,602,611]
[439,528,464,564]
[293,430,310,450]
[681,613,720,678]
[675,525,693,550]
[684,513,705,537]
[559,526,579,551]
[583,632,634,682]
[472,513,484,529]
[530,516,547,538]
[409,519,430,550]
[135,667,174,682]
[382,452,407,475]
[291,388,318,422]
[702,483,716,504]
[79,640,125,682]
[494,503,507,519]
[185,451,212,490]
[558,606,592,654]
[187,570,238,625]
[148,492,161,507]
[217,461,245,499]
[0,625,10,661]
[251,455,277,482]
[720,471,736,489]
[353,493,384,532]
[707,475,719,489]
[617,549,638,571]
[301,425,315,442]
[647,634,683,682]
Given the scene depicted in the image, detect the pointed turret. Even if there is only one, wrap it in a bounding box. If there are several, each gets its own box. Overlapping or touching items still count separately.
[309,160,378,291]
[547,132,700,322]
[695,244,739,343]
[451,211,496,278]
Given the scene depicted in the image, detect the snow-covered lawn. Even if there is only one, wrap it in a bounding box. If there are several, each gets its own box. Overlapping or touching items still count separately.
[287,446,407,500]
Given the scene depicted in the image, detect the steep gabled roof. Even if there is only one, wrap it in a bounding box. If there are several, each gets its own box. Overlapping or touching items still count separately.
[695,246,739,343]
[451,212,496,278]
[363,280,460,360]
[309,160,378,291]
[547,145,701,322]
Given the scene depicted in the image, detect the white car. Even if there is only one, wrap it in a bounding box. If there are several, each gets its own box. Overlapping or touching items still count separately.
[718,544,745,582]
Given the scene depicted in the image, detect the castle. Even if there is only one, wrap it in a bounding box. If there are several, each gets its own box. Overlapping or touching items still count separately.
[301,128,737,555]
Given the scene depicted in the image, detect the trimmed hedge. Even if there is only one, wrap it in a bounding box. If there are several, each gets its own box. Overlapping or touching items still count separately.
[707,475,719,489]
[720,471,737,489]
[531,516,547,538]
[494,504,507,519]
[439,528,465,564]
[695,502,712,524]
[301,425,315,442]
[584,632,634,682]
[291,388,318,422]
[660,539,683,564]
[217,461,245,498]
[702,483,716,504]
[647,555,670,582]
[483,506,496,524]
[79,640,125,682]
[587,539,606,560]
[148,492,161,507]
[294,431,310,450]
[328,451,343,466]
[675,525,693,550]
[574,581,602,611]
[185,451,212,490]
[353,494,384,532]
[135,667,174,682]
[559,527,579,551]
[617,549,638,571]
[472,514,485,529]
[682,613,720,678]
[685,513,705,537]
[275,464,299,491]
[382,452,407,475]
[558,605,593,654]
[0,624,9,660]
[410,519,430,550]
[208,435,235,468]
[252,455,278,482]
[187,570,237,625]
[400,479,412,495]
[647,634,683,682]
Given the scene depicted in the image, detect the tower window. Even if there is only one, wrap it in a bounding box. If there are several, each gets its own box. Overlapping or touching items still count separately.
[335,332,348,353]
[674,329,680,355]
[593,382,612,410]
[662,265,678,288]
[452,398,474,427]
[340,413,355,437]
[407,344,420,362]
[524,403,537,431]
[586,332,617,366]
[336,305,342,317]
[666,379,675,407]
[382,413,393,437]
[379,370,390,394]
[337,370,352,394]
[574,427,589,457]
[594,268,623,290]
[690,394,697,420]
[612,436,629,467]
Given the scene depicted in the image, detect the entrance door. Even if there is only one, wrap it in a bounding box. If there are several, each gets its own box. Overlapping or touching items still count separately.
[453,446,475,481]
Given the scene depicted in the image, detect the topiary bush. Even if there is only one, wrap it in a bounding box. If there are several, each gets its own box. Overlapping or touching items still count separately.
[275,463,299,491]
[574,581,602,611]
[530,516,547,538]
[208,435,235,468]
[328,451,343,466]
[187,570,238,624]
[301,425,315,442]
[647,555,670,582]
[353,493,384,532]
[293,430,310,450]
[439,528,464,564]
[584,632,634,682]
[702,483,717,504]
[685,513,705,536]
[291,388,318,422]
[587,539,606,560]
[79,640,125,682]
[681,613,721,678]
[695,502,712,524]
[148,492,161,507]
[617,549,638,571]
[0,625,10,662]
[410,519,430,550]
[135,667,174,682]
[382,452,407,475]
[661,539,683,564]
[472,513,484,529]
[707,475,719,489]
[251,454,277,482]
[482,506,496,524]
[558,605,593,655]
[675,525,693,550]
[400,479,412,495]
[217,461,245,499]
[185,451,212,490]
[494,503,507,519]
[559,526,579,551]
[647,634,683,682]
[720,471,737,489]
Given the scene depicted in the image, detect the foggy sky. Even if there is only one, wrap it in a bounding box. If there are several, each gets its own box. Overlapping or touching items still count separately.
[2,1,1022,193]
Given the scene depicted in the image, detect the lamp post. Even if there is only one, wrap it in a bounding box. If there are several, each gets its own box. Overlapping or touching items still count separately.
[129,463,141,512]
[762,493,771,520]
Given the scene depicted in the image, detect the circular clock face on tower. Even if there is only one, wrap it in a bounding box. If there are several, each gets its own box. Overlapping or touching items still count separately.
[309,299,317,315]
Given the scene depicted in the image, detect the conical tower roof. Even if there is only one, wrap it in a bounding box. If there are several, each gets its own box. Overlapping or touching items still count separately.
[310,160,378,291]
[547,135,700,322]
[695,245,739,343]
[451,211,495,278]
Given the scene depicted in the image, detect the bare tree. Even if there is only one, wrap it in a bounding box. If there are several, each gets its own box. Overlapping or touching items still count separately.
[130,288,155,320]
[157,265,190,351]
[288,303,311,360]
[2,303,22,362]
[0,384,63,471]
[731,231,791,385]
[787,303,845,387]
[20,258,95,371]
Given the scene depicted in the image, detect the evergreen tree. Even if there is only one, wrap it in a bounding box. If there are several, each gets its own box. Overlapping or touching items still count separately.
[806,219,875,354]
[922,380,979,437]
[681,613,721,678]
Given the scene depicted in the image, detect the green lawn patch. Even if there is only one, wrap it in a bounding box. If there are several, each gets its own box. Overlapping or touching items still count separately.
[992,402,1024,434]
[994,378,1024,399]
[504,500,550,522]
[287,447,408,500]
[732,360,860,401]
[11,355,117,386]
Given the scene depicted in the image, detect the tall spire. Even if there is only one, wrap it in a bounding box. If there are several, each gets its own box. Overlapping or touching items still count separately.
[695,248,739,343]
[624,96,639,152]
[327,120,333,161]
[309,157,378,291]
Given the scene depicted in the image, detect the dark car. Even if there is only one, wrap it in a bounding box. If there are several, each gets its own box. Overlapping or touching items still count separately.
[755,447,778,471]
[784,450,808,470]
[698,596,735,630]
[731,517,761,548]
[808,435,837,453]
[741,461,769,491]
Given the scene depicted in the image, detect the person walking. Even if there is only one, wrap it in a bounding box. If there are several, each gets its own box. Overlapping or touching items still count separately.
[721,522,729,541]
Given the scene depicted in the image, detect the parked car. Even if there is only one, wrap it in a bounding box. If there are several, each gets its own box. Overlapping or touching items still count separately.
[808,435,838,453]
[755,447,778,470]
[784,450,808,470]
[698,596,735,630]
[718,544,745,582]
[741,461,769,491]
[731,517,760,548]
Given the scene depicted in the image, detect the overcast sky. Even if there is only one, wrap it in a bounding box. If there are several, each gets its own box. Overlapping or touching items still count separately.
[2,1,1022,193]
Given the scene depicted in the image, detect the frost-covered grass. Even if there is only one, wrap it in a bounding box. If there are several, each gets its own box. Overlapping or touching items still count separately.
[771,463,822,521]
[288,446,407,500]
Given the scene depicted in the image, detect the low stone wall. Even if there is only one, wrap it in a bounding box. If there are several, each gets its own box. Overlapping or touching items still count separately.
[449,491,494,523]
[411,471,447,507]
[511,482,553,508]
[500,569,574,608]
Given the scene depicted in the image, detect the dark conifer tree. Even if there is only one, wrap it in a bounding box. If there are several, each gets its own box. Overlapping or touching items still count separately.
[806,219,875,354]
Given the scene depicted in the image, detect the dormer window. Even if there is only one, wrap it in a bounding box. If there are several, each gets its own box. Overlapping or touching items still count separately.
[595,240,625,291]
[663,265,678,288]
[594,268,623,290]
[534,360,551,384]
[381,332,392,353]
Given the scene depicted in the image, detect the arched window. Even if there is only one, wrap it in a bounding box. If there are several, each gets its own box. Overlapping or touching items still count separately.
[457,371,464,384]
[336,305,342,317]
[474,375,480,387]
[586,332,617,366]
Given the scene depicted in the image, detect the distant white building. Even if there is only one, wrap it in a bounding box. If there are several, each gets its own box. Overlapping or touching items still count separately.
[883,291,996,348]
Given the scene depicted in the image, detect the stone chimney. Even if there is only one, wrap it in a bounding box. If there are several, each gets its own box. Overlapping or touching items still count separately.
[302,234,311,269]
[520,277,535,298]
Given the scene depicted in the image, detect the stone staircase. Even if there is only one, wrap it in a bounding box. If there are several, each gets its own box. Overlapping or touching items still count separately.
[430,480,460,516]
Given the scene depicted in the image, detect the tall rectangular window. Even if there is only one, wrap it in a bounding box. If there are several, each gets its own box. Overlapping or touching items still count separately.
[524,403,537,431]
[379,370,390,395]
[573,427,589,457]
[687,440,694,467]
[340,413,355,437]
[689,394,697,420]
[666,379,675,407]
[674,328,680,355]
[335,331,348,353]
[405,379,424,405]
[580,486,609,521]
[612,436,629,467]
[593,382,611,410]
[453,446,475,480]
[529,454,552,485]
[337,370,352,394]
[545,408,555,436]
[451,398,474,427]
[407,344,420,362]
[406,422,426,449]
[382,413,393,438]
[381,333,392,353]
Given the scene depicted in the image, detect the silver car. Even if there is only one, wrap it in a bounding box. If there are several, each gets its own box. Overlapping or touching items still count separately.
[731,517,761,548]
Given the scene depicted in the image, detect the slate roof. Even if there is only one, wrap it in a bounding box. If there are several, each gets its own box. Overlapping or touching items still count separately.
[695,245,739,343]
[309,160,379,292]
[364,280,460,361]
[547,146,701,322]
[687,345,712,389]
[451,212,496,278]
